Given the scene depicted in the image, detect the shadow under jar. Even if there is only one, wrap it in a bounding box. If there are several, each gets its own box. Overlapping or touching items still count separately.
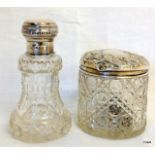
[78,49,149,139]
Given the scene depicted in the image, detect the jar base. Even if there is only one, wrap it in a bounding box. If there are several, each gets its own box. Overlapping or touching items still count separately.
[78,122,146,139]
[10,109,71,143]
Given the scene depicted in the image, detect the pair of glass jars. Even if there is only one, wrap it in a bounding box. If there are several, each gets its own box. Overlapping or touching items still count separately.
[9,19,149,143]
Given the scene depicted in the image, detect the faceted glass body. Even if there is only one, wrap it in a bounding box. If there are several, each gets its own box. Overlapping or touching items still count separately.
[10,53,71,142]
[78,71,148,139]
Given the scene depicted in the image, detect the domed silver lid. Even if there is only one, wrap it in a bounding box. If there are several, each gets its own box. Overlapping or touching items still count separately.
[80,49,149,76]
[22,19,58,41]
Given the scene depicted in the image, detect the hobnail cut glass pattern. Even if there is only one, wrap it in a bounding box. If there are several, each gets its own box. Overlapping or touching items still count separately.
[10,53,71,143]
[78,71,148,139]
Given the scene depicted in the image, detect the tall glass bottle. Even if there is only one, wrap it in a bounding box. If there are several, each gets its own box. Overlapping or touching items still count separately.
[10,20,71,143]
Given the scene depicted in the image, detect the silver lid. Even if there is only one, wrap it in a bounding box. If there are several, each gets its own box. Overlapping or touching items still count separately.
[80,49,149,76]
[22,19,58,41]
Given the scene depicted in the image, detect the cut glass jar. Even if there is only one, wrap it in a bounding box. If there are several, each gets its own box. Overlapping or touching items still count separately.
[78,49,149,139]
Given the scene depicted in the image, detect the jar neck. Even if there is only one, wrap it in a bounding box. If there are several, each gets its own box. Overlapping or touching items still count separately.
[26,40,54,55]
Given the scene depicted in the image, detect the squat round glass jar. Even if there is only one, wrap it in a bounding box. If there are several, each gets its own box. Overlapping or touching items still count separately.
[78,49,149,139]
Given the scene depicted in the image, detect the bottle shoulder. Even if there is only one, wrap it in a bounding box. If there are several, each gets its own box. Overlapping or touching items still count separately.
[19,53,62,73]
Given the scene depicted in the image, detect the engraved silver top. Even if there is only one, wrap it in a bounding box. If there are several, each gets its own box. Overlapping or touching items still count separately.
[80,49,149,76]
[22,19,58,55]
[22,19,58,41]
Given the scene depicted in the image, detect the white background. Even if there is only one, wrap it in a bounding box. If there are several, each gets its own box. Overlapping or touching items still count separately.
[0,7,154,147]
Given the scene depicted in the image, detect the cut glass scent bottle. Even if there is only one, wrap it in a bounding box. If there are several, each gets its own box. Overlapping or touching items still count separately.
[10,20,71,143]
